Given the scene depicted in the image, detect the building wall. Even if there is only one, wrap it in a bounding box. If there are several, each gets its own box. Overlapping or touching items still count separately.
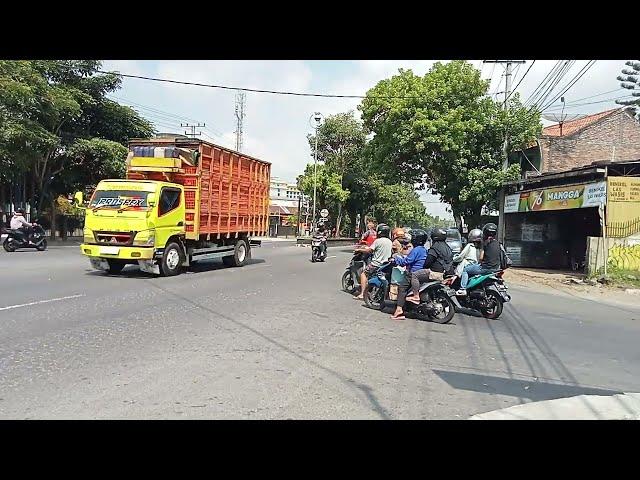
[541,111,640,173]
[587,233,640,274]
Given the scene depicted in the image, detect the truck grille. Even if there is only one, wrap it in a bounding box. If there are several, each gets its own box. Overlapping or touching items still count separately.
[94,231,134,246]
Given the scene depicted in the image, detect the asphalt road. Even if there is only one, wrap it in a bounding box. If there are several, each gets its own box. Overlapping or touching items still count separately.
[1,241,639,419]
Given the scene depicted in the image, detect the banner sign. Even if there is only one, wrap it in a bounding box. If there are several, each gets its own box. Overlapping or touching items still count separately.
[504,181,606,213]
[608,177,640,202]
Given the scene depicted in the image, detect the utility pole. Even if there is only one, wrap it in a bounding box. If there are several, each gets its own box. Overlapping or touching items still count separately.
[309,112,323,233]
[483,60,525,243]
[234,91,246,152]
[181,122,205,138]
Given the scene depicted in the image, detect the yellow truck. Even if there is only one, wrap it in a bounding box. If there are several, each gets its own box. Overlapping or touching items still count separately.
[78,137,270,276]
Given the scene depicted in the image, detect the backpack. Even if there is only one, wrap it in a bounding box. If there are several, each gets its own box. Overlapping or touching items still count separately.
[499,243,513,270]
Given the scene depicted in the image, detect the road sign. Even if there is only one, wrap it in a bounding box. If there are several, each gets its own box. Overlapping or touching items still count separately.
[320,209,329,218]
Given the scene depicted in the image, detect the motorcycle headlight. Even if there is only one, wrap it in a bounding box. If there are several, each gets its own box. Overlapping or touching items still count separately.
[133,229,155,246]
[83,228,94,244]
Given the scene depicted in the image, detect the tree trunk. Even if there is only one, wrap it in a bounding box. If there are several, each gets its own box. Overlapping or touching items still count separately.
[335,203,343,237]
[50,195,57,240]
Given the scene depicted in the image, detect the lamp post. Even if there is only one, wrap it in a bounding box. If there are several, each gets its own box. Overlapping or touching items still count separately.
[309,112,323,232]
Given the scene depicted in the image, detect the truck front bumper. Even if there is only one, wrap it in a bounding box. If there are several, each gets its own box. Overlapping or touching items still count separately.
[80,244,155,260]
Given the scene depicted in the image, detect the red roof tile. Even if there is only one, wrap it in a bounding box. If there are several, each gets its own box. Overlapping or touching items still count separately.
[542,108,621,137]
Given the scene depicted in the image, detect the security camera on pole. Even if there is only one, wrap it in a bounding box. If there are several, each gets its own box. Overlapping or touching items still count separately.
[309,112,324,233]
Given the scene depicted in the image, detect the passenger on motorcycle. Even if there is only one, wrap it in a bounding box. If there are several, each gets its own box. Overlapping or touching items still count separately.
[405,227,453,304]
[453,228,483,276]
[390,229,428,320]
[10,208,33,243]
[457,223,501,296]
[355,224,393,300]
[314,222,328,257]
[392,227,410,254]
[361,219,377,247]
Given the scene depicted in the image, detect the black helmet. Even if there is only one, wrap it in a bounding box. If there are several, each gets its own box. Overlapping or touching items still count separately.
[376,223,390,238]
[16,208,25,215]
[409,229,428,246]
[482,223,498,238]
[468,228,483,243]
[430,227,447,242]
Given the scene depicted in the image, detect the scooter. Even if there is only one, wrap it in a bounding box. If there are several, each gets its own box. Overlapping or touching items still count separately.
[445,269,511,319]
[311,234,327,262]
[2,223,48,252]
[341,242,369,294]
[365,262,456,324]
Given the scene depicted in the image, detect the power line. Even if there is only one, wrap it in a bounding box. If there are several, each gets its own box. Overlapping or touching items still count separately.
[504,60,536,103]
[524,60,563,107]
[539,60,597,111]
[544,95,635,110]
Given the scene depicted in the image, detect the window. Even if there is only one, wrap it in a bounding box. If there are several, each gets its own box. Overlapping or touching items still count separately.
[159,188,181,216]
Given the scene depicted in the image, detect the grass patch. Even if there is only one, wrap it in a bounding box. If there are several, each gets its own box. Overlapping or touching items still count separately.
[590,268,640,289]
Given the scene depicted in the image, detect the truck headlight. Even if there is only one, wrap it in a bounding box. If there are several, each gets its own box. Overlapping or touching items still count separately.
[133,229,155,246]
[83,228,94,243]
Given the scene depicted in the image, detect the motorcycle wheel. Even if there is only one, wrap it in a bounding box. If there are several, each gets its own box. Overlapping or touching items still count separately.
[36,239,47,251]
[427,291,456,324]
[3,239,16,252]
[341,271,355,293]
[364,285,385,310]
[481,290,504,319]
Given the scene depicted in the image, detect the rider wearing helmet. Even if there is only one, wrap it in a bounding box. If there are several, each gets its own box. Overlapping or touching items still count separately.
[457,223,501,296]
[391,227,408,254]
[390,229,428,319]
[355,223,393,301]
[453,228,482,276]
[405,227,454,304]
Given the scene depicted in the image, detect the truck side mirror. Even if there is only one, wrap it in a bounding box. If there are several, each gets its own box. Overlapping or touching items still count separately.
[74,191,84,206]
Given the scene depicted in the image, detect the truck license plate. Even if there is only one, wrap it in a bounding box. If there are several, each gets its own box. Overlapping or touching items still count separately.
[99,246,120,255]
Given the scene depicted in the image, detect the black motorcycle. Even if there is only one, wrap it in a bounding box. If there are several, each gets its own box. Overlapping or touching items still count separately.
[341,249,367,294]
[365,262,456,324]
[311,234,327,262]
[2,223,48,252]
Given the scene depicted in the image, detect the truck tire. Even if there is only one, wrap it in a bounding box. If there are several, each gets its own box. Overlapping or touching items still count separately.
[223,239,248,267]
[161,242,184,276]
[106,259,126,274]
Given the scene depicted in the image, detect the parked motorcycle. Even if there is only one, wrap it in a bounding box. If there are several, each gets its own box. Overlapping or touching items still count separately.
[2,223,48,252]
[341,250,367,294]
[445,270,511,319]
[365,262,456,324]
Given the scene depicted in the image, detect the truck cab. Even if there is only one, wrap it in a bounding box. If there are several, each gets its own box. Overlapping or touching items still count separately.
[81,179,187,275]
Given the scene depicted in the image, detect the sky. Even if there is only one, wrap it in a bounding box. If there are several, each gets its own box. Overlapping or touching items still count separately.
[103,60,631,219]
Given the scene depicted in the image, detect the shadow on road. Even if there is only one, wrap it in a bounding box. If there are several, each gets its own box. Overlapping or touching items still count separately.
[83,258,266,278]
[432,369,621,403]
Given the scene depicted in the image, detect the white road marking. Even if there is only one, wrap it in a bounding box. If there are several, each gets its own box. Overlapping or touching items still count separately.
[0,294,85,311]
[327,255,337,259]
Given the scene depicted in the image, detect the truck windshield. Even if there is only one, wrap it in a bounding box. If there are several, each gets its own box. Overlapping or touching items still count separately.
[89,190,148,209]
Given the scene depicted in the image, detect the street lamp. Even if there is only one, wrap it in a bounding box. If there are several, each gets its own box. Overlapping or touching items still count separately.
[309,112,323,233]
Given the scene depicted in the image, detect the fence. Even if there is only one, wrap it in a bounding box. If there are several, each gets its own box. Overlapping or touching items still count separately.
[607,217,640,238]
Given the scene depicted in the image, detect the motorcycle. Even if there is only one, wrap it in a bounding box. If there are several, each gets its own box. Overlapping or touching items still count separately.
[341,250,367,294]
[445,269,511,320]
[365,262,456,324]
[311,234,327,262]
[2,223,48,252]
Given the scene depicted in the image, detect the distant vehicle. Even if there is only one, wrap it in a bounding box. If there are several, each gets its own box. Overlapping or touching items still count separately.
[445,228,462,254]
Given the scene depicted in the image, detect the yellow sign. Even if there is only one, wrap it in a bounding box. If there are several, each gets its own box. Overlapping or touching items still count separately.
[608,177,640,202]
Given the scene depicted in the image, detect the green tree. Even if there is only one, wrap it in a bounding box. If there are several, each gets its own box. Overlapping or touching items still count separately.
[616,60,640,118]
[296,163,349,225]
[0,60,154,219]
[359,61,541,228]
[307,111,366,232]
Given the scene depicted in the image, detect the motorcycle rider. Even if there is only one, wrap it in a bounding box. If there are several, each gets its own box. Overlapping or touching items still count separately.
[456,223,501,296]
[10,208,33,244]
[405,227,453,304]
[453,228,483,276]
[361,219,377,247]
[355,223,393,301]
[314,221,328,259]
[390,229,428,320]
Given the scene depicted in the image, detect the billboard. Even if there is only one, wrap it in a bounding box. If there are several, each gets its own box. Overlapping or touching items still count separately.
[504,181,606,213]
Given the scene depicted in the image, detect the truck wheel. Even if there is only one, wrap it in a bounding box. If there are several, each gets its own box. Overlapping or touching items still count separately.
[161,242,184,276]
[223,240,248,267]
[107,259,126,274]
